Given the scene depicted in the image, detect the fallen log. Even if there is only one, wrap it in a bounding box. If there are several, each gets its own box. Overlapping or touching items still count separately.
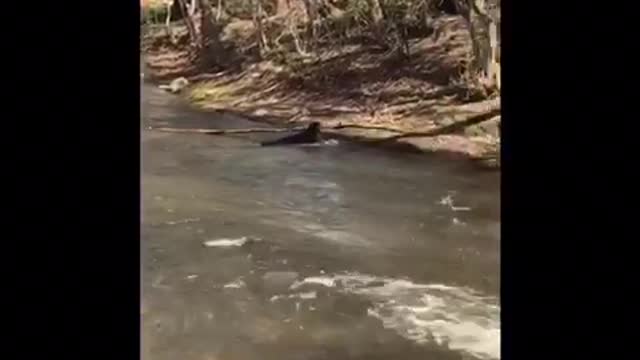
[374,109,501,142]
[148,109,500,138]
[149,123,404,134]
[150,123,406,135]
[332,123,405,133]
[151,126,306,134]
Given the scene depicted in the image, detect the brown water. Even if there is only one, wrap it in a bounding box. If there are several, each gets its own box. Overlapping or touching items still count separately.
[141,82,500,360]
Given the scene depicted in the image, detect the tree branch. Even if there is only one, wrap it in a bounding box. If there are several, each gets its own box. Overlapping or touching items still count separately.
[331,123,404,133]
[150,126,306,134]
[375,108,501,141]
[149,109,500,138]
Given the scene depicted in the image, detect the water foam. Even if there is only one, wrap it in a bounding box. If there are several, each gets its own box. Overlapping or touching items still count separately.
[295,272,500,359]
[223,278,246,289]
[290,276,337,289]
[203,236,260,247]
[270,291,318,302]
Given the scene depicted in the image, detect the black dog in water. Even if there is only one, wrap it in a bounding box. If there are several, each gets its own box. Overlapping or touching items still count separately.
[260,122,323,146]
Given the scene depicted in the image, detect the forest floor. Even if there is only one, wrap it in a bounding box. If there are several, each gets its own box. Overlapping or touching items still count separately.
[142,15,500,168]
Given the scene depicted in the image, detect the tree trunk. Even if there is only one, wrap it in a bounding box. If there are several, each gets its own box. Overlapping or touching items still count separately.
[252,0,270,54]
[369,0,386,42]
[197,0,214,47]
[197,0,228,67]
[370,0,385,24]
[289,21,309,56]
[456,0,500,90]
[301,0,319,47]
[488,19,500,90]
[164,1,174,40]
[276,0,290,16]
[216,0,224,21]
[176,0,199,47]
[188,0,197,16]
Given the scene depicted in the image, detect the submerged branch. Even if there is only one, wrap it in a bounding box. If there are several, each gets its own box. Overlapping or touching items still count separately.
[149,108,500,138]
[150,126,305,134]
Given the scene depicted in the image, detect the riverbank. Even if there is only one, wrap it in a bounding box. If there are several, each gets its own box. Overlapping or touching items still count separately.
[142,15,500,168]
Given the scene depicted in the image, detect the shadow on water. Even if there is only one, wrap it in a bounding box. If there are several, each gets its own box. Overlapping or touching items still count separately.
[141,82,500,360]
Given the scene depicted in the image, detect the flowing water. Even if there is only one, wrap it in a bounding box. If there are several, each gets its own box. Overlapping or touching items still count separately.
[141,81,500,360]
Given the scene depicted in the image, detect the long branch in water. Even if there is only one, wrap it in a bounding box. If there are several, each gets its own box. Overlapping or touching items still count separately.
[149,109,500,138]
[150,127,304,134]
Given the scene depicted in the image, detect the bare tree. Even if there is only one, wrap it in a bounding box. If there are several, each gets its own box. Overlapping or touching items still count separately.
[288,20,309,56]
[215,0,225,21]
[197,0,213,47]
[370,0,385,25]
[188,0,198,16]
[455,0,500,90]
[197,0,222,66]
[176,0,200,46]
[163,0,175,41]
[276,0,291,16]
[251,0,271,54]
